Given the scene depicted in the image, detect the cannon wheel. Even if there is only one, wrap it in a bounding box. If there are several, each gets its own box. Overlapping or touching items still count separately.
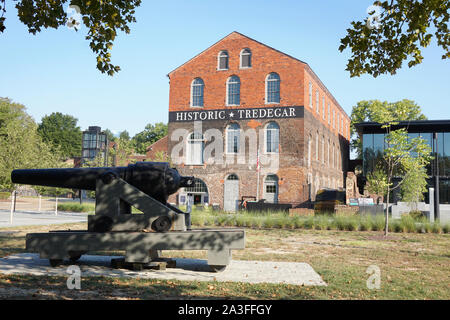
[49,259,63,267]
[209,265,227,273]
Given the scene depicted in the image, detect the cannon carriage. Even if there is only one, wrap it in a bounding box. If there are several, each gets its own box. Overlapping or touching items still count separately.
[11,162,245,272]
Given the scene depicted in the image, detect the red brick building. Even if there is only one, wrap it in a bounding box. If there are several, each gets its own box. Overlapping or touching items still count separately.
[167,32,350,211]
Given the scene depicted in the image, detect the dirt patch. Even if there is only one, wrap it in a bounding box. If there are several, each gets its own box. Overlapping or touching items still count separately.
[367,234,400,241]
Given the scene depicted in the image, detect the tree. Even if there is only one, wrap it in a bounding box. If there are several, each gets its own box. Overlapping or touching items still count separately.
[37,112,82,159]
[0,0,142,76]
[132,122,168,155]
[119,130,130,141]
[0,98,64,191]
[363,101,433,235]
[339,0,449,77]
[400,165,429,213]
[110,137,135,167]
[350,99,427,158]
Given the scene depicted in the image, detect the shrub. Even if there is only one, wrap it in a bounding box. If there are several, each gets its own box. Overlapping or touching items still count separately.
[443,224,450,234]
[293,217,304,229]
[303,217,314,229]
[432,222,442,234]
[372,215,386,231]
[57,203,94,213]
[389,219,403,233]
[314,215,329,230]
[400,215,416,233]
[359,216,372,231]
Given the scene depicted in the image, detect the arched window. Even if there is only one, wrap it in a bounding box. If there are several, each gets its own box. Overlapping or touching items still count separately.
[185,178,208,193]
[191,78,204,107]
[240,48,252,68]
[265,122,279,153]
[218,51,229,70]
[322,136,325,164]
[266,73,280,104]
[309,82,313,108]
[328,102,331,124]
[322,97,325,119]
[226,76,240,106]
[315,133,319,161]
[227,174,239,180]
[316,90,320,113]
[186,132,204,165]
[308,135,312,167]
[226,123,240,154]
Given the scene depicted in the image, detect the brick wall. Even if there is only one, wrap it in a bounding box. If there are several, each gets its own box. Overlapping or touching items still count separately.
[166,32,349,209]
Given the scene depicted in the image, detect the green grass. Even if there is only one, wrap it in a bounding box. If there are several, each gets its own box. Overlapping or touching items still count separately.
[54,203,450,235]
[1,223,449,299]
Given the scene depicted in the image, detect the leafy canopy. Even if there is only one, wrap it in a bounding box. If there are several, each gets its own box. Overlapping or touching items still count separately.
[131,122,168,155]
[339,0,449,77]
[0,98,64,191]
[0,0,142,76]
[37,112,82,159]
[350,99,427,158]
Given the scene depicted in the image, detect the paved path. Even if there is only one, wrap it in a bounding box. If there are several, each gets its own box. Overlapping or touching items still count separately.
[0,210,87,228]
[0,253,327,286]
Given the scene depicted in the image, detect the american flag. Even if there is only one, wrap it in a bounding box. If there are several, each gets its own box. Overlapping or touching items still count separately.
[256,148,260,172]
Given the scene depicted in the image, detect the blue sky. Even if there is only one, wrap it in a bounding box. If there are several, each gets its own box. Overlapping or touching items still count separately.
[0,0,449,138]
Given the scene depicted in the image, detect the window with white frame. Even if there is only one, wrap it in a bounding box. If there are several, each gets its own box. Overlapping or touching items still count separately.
[316,90,319,113]
[240,48,252,68]
[266,73,280,104]
[226,76,240,106]
[265,122,279,153]
[337,113,340,132]
[218,51,229,70]
[308,135,312,167]
[333,109,336,128]
[309,82,312,108]
[327,140,330,166]
[322,136,325,163]
[328,103,331,124]
[186,132,204,165]
[315,133,319,161]
[226,123,240,154]
[191,78,204,107]
[322,97,325,119]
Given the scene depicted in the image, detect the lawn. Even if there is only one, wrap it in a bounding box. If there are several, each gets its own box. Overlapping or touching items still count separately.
[0,221,448,299]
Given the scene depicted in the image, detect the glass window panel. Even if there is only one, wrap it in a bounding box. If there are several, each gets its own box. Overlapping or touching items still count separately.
[363,134,374,175]
[227,76,240,105]
[444,133,450,176]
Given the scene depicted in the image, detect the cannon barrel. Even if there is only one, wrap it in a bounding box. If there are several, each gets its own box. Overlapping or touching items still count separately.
[11,162,194,203]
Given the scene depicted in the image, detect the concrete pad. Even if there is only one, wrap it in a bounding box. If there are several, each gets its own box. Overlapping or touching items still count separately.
[0,253,327,286]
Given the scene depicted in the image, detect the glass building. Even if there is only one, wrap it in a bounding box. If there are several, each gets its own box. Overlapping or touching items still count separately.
[81,126,108,165]
[355,120,450,204]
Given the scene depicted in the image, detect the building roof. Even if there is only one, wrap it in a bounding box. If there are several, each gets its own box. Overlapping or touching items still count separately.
[354,120,450,134]
[167,31,308,77]
[166,31,348,118]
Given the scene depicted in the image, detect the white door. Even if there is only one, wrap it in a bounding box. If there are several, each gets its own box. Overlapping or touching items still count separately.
[224,174,239,212]
[263,175,278,203]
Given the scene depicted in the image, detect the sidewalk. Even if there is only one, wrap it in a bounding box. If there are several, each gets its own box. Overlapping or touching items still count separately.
[0,210,87,228]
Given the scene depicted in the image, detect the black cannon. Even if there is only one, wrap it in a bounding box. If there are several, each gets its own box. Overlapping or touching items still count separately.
[12,162,194,232]
[12,162,245,272]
